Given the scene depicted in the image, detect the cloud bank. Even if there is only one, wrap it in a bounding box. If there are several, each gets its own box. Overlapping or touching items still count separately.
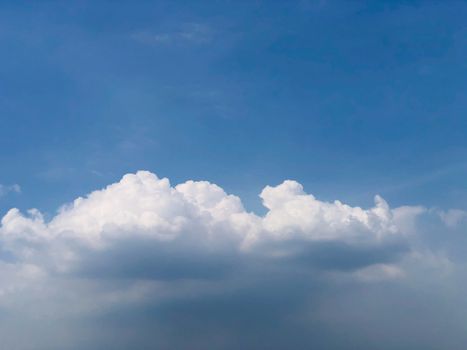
[0,171,464,349]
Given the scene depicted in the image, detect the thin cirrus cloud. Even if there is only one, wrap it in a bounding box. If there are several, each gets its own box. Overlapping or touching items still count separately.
[131,23,213,46]
[0,171,463,350]
[0,184,20,197]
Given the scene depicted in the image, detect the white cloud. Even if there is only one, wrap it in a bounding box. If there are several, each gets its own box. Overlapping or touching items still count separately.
[0,171,414,256]
[0,170,424,296]
[260,180,401,242]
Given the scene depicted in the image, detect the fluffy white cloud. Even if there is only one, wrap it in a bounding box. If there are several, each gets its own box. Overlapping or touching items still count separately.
[0,171,416,257]
[0,170,425,298]
[260,180,401,241]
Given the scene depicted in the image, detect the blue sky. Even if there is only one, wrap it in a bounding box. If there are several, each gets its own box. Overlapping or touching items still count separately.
[2,0,467,215]
[1,1,467,349]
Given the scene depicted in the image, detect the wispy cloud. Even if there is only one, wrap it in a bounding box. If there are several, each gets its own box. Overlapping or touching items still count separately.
[131,23,213,46]
[0,184,21,197]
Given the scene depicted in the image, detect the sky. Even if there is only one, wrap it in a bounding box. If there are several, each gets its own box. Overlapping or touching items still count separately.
[1,1,467,349]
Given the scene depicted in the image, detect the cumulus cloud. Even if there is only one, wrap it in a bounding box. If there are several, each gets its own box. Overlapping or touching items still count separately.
[0,171,415,270]
[0,171,464,349]
[4,171,409,245]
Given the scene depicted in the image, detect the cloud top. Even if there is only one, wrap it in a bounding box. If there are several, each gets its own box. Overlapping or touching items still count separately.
[1,171,411,253]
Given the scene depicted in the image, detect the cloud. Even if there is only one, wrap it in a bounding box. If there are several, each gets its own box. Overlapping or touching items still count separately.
[0,170,419,299]
[353,263,406,282]
[0,184,21,197]
[259,180,401,241]
[0,171,414,273]
[438,209,467,228]
[1,170,465,349]
[131,23,213,46]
